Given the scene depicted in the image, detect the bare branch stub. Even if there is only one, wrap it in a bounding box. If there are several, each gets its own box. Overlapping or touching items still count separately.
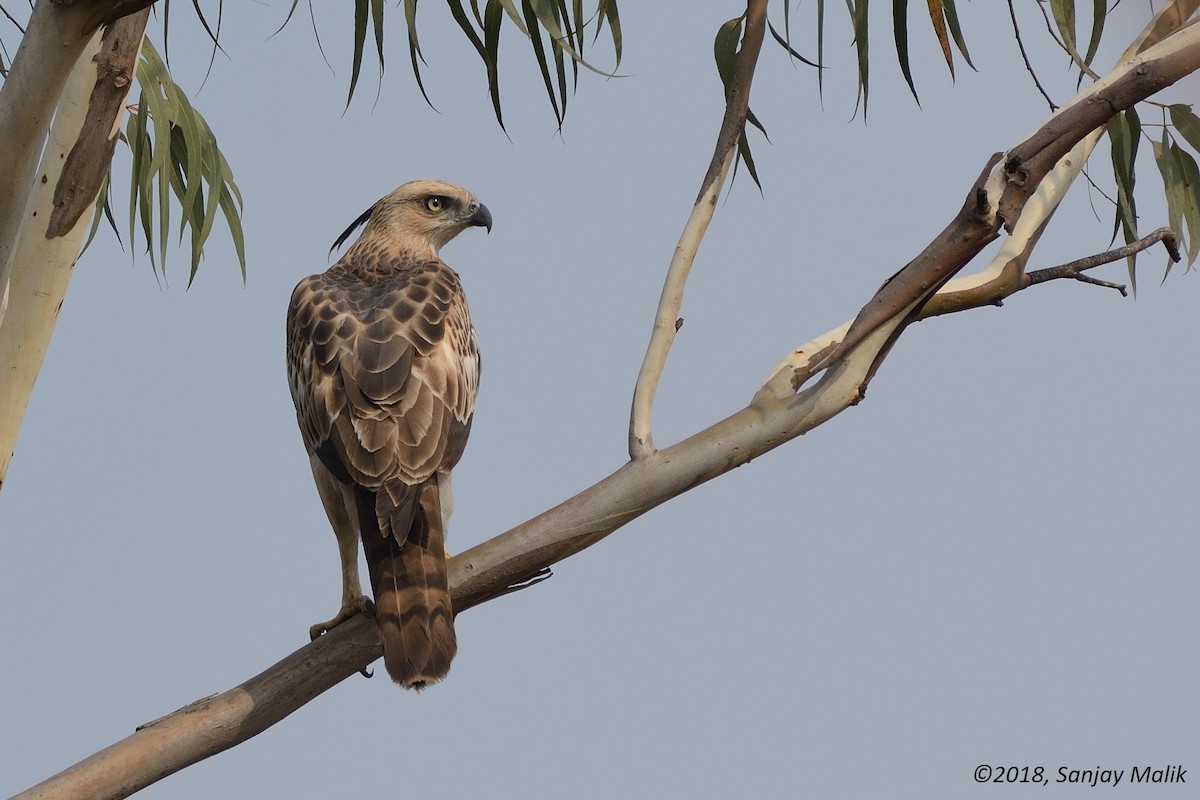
[1023,227,1180,296]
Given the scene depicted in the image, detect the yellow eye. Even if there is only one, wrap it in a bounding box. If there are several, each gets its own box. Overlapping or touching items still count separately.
[425,196,444,212]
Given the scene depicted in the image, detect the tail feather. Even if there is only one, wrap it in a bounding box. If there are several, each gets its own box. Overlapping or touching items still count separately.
[357,479,456,688]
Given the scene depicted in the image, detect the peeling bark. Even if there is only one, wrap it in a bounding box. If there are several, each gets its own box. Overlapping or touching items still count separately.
[0,7,149,488]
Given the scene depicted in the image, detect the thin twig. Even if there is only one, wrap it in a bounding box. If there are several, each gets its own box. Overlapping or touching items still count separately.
[1008,0,1057,109]
[1025,227,1180,295]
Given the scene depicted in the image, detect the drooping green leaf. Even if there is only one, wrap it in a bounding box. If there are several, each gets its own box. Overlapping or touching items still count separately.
[1107,108,1141,291]
[113,38,245,284]
[849,0,870,118]
[714,16,742,91]
[168,86,205,234]
[347,0,369,108]
[893,0,919,104]
[523,0,564,127]
[527,0,612,77]
[550,0,575,111]
[187,0,226,53]
[81,167,118,257]
[734,130,762,193]
[445,0,499,127]
[1049,0,1076,51]
[145,52,172,269]
[1152,132,1185,275]
[714,15,766,192]
[448,0,490,61]
[1049,0,1100,79]
[940,0,974,70]
[1168,104,1200,154]
[595,0,621,65]
[371,0,386,95]
[404,0,438,109]
[817,0,826,99]
[217,180,247,284]
[344,0,385,108]
[494,0,532,36]
[569,0,584,55]
[768,21,820,67]
[274,0,303,35]
[1082,0,1106,71]
[1172,142,1200,268]
[127,91,150,266]
[482,0,507,129]
[927,0,955,81]
[278,0,618,127]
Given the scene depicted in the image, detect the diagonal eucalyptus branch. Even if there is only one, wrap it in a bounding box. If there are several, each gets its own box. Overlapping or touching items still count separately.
[14,6,1200,800]
[627,0,767,460]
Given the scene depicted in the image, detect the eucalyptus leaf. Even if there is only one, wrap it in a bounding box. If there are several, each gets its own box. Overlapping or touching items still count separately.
[941,0,974,69]
[893,0,919,103]
[1107,109,1141,291]
[107,38,246,284]
[927,0,956,80]
[1172,143,1200,267]
[1168,104,1200,155]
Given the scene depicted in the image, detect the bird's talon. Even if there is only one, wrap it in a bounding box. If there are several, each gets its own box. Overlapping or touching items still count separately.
[308,595,375,640]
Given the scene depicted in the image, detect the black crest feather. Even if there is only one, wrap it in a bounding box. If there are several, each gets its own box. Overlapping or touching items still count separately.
[330,205,375,257]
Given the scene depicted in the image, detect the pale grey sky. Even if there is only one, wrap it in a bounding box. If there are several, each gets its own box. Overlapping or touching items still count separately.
[2,3,1197,798]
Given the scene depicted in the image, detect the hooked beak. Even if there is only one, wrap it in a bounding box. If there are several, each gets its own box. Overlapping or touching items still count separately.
[467,202,493,234]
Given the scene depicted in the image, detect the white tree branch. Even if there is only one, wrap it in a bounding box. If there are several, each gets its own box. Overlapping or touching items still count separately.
[0,7,148,489]
[0,1,121,318]
[628,0,767,460]
[628,149,734,459]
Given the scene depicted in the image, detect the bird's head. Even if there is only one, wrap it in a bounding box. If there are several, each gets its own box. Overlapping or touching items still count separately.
[333,179,492,260]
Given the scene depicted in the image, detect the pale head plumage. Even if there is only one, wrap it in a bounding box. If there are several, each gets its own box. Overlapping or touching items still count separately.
[333,179,492,261]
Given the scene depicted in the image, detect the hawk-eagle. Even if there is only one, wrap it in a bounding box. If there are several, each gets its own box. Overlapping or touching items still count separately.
[286,179,490,687]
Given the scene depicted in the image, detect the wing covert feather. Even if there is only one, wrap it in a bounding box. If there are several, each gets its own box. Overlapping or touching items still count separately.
[286,257,478,489]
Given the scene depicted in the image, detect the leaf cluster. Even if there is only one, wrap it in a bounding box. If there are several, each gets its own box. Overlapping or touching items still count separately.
[311,0,622,131]
[25,1,1199,289]
[710,0,1200,291]
[89,37,245,286]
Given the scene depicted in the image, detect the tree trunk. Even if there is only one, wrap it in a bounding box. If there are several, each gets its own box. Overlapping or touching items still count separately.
[0,4,149,489]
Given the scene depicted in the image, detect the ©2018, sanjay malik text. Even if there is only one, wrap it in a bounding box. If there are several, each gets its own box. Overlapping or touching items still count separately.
[973,764,1186,786]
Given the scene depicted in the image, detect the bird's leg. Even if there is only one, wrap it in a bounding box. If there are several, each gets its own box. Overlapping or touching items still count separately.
[308,534,374,639]
[309,463,374,639]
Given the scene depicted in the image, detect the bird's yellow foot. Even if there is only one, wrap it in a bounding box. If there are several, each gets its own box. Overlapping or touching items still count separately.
[309,595,375,640]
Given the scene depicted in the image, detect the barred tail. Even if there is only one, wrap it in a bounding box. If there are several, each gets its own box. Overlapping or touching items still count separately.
[358,480,456,688]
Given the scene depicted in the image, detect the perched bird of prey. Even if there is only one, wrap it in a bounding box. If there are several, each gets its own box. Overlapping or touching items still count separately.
[286,179,491,688]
